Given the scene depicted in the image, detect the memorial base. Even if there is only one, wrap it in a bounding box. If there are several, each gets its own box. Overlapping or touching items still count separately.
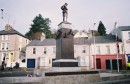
[52,59,78,67]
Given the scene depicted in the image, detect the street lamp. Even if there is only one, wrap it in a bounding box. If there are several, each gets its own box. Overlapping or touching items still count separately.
[115,22,120,72]
[93,23,96,69]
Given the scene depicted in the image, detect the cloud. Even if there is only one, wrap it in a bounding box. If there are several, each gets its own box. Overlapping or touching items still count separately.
[0,0,130,34]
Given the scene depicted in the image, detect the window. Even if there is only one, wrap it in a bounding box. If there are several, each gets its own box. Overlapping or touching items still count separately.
[33,48,36,54]
[5,35,9,40]
[1,35,9,40]
[1,43,5,50]
[1,43,9,50]
[2,35,6,40]
[106,45,110,54]
[128,32,130,40]
[6,43,9,50]
[2,35,4,40]
[82,46,86,53]
[53,47,56,53]
[43,47,47,54]
[96,46,100,54]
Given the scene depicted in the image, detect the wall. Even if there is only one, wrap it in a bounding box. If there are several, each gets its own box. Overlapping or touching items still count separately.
[94,54,126,70]
[26,44,92,68]
[74,32,88,38]
[122,31,130,54]
[91,42,123,55]
[0,34,29,66]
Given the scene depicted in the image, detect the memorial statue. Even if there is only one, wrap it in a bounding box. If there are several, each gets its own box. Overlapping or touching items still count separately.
[61,3,68,22]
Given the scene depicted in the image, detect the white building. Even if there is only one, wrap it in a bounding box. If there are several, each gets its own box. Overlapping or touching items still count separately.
[111,26,130,62]
[90,35,126,70]
[26,38,91,68]
[25,26,130,70]
[74,31,88,38]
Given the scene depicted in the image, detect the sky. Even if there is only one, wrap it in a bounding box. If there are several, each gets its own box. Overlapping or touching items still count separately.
[0,0,130,34]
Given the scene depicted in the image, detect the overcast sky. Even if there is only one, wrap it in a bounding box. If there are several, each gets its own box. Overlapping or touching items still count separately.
[0,0,130,34]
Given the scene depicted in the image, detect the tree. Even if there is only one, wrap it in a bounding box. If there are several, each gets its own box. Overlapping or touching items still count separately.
[97,21,106,36]
[25,14,51,40]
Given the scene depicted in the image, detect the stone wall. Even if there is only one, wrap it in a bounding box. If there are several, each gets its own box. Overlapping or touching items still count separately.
[0,74,101,84]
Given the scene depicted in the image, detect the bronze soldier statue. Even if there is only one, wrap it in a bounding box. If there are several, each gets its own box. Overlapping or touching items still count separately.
[61,3,68,22]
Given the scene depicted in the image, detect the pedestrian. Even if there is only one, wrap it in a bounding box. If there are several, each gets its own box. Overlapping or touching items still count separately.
[1,61,5,71]
[8,63,13,71]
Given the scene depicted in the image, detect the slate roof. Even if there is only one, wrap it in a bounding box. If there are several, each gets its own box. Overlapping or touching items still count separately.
[27,39,56,46]
[74,38,89,45]
[28,35,121,46]
[118,26,130,31]
[90,35,122,44]
[0,28,27,38]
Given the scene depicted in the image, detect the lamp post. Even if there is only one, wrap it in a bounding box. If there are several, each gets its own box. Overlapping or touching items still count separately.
[115,22,119,72]
[93,23,96,69]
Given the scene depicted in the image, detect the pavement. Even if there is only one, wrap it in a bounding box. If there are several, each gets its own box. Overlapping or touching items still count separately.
[100,73,123,77]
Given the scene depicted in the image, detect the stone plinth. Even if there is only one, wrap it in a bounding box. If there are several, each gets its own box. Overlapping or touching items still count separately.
[52,59,78,67]
[58,21,72,29]
[53,21,78,67]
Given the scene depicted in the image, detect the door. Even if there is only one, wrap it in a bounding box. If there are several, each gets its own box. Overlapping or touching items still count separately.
[106,60,111,69]
[96,58,101,69]
[112,59,122,70]
[27,59,35,68]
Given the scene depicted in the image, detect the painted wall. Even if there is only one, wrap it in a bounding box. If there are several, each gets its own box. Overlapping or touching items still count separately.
[74,32,88,38]
[26,44,92,68]
[94,54,126,70]
[0,34,29,66]
[122,31,130,54]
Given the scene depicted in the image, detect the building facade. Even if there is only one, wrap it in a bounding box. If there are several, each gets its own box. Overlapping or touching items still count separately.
[111,26,130,67]
[26,38,91,68]
[26,26,130,70]
[0,24,29,67]
[91,35,126,70]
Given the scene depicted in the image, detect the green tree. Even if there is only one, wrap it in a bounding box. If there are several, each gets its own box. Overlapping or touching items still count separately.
[97,21,106,36]
[25,14,51,39]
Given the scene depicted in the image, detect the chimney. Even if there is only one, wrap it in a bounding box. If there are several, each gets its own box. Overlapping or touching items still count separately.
[5,24,12,31]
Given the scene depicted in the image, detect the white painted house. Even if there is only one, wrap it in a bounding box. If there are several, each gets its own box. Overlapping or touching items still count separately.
[74,31,88,38]
[110,26,130,63]
[26,38,91,68]
[90,35,126,70]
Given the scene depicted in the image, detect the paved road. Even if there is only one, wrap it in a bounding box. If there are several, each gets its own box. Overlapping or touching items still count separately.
[0,72,33,77]
[0,70,130,84]
[0,68,33,77]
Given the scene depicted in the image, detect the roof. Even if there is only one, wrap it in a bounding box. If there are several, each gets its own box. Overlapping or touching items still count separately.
[74,38,89,45]
[28,35,121,46]
[90,35,122,44]
[117,26,130,31]
[0,28,27,38]
[27,39,56,46]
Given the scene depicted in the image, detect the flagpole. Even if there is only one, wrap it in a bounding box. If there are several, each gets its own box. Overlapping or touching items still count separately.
[115,22,119,72]
[116,34,120,72]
